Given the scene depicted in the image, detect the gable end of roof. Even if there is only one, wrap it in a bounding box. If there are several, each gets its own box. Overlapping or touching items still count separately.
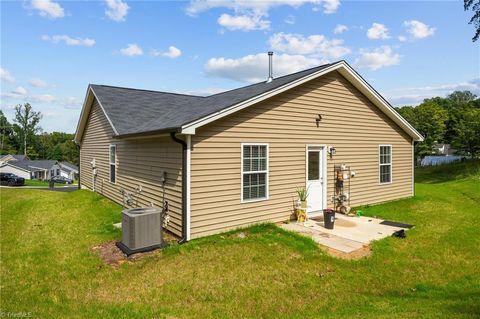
[74,85,119,144]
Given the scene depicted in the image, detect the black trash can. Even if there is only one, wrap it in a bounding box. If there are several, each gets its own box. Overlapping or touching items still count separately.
[323,209,335,229]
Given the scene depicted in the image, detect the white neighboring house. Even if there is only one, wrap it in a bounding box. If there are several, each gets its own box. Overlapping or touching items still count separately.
[0,154,28,166]
[435,143,456,156]
[0,155,78,180]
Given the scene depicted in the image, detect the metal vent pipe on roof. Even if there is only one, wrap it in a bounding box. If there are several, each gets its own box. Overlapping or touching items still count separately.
[267,51,273,83]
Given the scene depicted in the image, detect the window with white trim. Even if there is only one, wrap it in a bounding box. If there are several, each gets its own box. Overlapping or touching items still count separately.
[379,145,392,184]
[109,145,116,183]
[242,144,268,201]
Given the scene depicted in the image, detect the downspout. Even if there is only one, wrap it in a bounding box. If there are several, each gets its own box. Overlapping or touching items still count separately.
[74,140,81,190]
[170,132,188,244]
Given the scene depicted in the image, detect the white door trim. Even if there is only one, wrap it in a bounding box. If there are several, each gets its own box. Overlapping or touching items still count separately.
[305,144,327,216]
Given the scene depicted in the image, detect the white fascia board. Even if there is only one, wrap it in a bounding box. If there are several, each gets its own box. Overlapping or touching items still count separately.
[180,61,424,141]
[74,87,94,144]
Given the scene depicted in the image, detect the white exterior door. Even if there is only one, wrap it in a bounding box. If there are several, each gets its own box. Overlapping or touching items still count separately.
[306,146,325,213]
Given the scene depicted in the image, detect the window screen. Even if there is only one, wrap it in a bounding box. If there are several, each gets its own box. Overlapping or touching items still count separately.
[109,145,116,183]
[242,144,268,201]
[379,145,392,183]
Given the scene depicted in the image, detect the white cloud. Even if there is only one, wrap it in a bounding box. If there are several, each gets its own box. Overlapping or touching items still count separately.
[120,44,143,56]
[205,53,324,83]
[354,46,401,70]
[186,0,339,16]
[386,78,480,106]
[333,24,348,34]
[30,0,64,19]
[218,13,270,31]
[28,78,48,87]
[367,23,390,40]
[284,15,296,25]
[152,46,182,59]
[322,0,340,14]
[175,87,228,96]
[1,87,28,99]
[269,32,351,59]
[404,20,435,39]
[186,0,339,31]
[41,35,96,47]
[105,0,129,22]
[398,35,407,42]
[1,68,15,83]
[13,87,28,96]
[1,89,81,112]
[59,97,81,109]
[32,94,56,103]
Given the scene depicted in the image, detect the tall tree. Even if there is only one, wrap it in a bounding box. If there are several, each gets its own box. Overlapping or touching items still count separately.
[464,0,480,41]
[443,91,478,143]
[13,103,42,156]
[450,101,480,158]
[0,110,17,154]
[398,101,448,158]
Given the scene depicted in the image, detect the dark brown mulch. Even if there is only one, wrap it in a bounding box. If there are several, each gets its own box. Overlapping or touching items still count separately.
[91,230,179,267]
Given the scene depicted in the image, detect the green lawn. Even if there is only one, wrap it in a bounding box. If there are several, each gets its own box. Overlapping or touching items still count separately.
[1,162,479,318]
[23,179,78,187]
[24,179,50,186]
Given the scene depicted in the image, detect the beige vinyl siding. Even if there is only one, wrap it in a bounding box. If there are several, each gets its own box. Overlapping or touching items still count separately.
[80,99,183,236]
[190,71,413,238]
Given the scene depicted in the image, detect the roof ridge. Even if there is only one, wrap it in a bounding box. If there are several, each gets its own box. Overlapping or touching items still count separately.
[90,84,206,98]
[205,62,336,98]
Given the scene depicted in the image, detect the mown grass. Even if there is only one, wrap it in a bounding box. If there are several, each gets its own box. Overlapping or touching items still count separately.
[1,161,479,318]
[24,179,79,187]
[24,179,50,186]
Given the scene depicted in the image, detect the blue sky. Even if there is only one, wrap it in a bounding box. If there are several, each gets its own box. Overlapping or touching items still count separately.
[1,0,479,133]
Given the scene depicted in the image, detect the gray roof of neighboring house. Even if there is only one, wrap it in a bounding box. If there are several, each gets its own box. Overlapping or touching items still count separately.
[3,160,58,172]
[0,154,28,161]
[90,62,335,137]
[60,161,78,172]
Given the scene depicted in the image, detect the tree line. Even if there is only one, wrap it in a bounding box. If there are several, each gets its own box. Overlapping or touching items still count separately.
[0,103,79,165]
[396,91,480,159]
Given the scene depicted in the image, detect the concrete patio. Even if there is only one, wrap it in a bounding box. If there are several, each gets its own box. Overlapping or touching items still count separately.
[281,214,411,254]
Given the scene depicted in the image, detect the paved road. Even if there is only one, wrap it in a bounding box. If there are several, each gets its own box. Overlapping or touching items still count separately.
[0,185,79,192]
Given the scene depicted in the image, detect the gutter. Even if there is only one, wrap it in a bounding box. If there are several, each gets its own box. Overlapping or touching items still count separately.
[170,132,188,244]
[114,127,180,140]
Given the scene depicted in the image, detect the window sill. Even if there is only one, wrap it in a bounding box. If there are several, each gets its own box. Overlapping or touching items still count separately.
[241,197,268,204]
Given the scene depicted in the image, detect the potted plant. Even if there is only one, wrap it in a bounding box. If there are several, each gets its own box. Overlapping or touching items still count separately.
[295,187,309,222]
[296,186,309,208]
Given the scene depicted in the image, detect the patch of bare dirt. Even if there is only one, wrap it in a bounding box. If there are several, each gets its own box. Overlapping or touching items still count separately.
[91,240,160,267]
[91,241,126,267]
[320,244,372,260]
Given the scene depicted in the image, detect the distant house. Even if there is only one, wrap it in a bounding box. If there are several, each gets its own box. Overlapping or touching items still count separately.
[74,60,423,240]
[0,155,78,180]
[0,154,29,166]
[435,143,456,156]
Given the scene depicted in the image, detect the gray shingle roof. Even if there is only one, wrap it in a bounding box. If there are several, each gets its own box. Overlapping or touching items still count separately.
[60,161,78,172]
[0,154,28,161]
[3,160,58,172]
[91,62,335,137]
